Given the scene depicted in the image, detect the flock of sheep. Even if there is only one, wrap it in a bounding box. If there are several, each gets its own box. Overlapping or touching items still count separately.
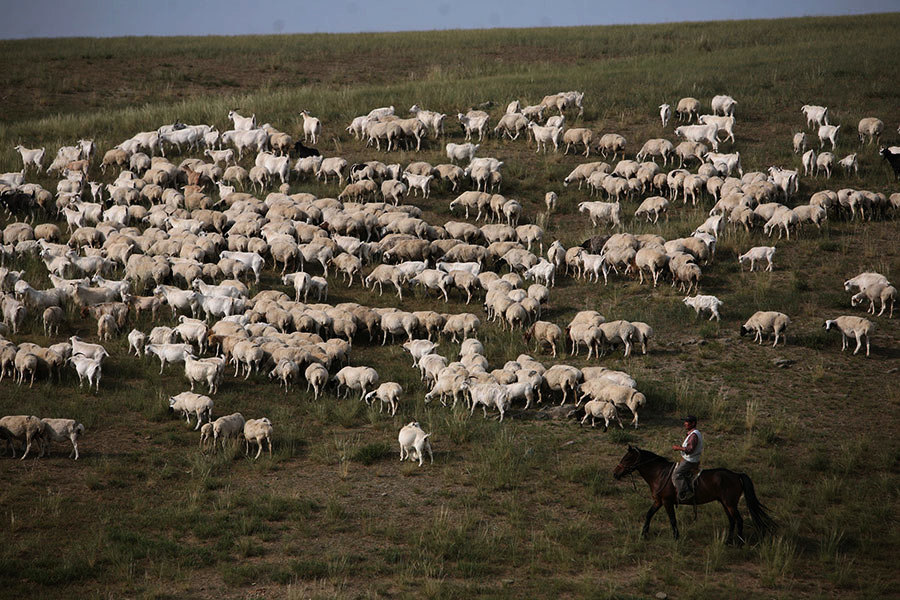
[0,88,896,464]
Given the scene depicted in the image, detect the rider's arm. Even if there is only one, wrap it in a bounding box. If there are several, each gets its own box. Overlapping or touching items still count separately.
[672,432,697,453]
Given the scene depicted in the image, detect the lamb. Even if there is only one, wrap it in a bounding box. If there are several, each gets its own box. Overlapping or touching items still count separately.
[675,97,700,122]
[528,123,563,153]
[857,117,884,145]
[168,391,214,430]
[69,336,109,362]
[802,148,817,177]
[683,295,723,321]
[39,418,85,460]
[333,366,379,401]
[97,313,118,341]
[824,316,874,356]
[305,363,329,400]
[243,418,274,459]
[398,422,433,466]
[659,104,671,127]
[524,321,563,357]
[0,415,45,460]
[580,400,623,431]
[364,382,403,416]
[801,105,829,128]
[738,246,776,272]
[402,339,438,367]
[740,311,791,346]
[212,412,246,451]
[818,124,840,150]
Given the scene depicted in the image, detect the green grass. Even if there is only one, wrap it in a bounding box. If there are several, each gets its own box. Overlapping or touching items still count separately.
[0,12,899,600]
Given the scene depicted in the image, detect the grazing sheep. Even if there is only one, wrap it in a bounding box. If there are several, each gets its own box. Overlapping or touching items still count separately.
[675,97,700,122]
[801,104,829,128]
[0,415,45,460]
[168,391,214,430]
[839,153,859,176]
[128,329,147,357]
[39,418,85,460]
[843,272,890,294]
[683,295,723,321]
[333,366,379,401]
[738,246,776,272]
[305,363,329,400]
[364,382,403,416]
[212,412,245,451]
[243,418,274,459]
[740,311,790,346]
[579,381,646,428]
[580,399,623,431]
[793,132,808,154]
[851,283,896,318]
[824,316,874,356]
[398,422,433,466]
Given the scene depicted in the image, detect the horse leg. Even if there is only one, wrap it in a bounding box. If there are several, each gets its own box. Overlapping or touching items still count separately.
[664,502,679,539]
[720,500,744,546]
[642,501,662,539]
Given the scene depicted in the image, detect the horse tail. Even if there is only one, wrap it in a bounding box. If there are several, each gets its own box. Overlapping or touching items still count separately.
[739,473,777,535]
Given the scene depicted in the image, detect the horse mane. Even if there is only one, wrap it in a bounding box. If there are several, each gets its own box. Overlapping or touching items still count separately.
[632,446,673,466]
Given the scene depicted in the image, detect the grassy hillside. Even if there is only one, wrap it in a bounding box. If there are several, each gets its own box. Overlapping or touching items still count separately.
[1,13,899,600]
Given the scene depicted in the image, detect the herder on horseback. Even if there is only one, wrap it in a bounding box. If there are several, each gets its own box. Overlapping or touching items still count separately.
[612,423,776,544]
[672,415,703,503]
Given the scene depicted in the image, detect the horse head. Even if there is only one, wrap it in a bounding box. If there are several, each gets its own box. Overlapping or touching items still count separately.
[612,444,642,479]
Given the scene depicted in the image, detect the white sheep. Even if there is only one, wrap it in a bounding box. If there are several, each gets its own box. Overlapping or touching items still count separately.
[243,417,274,459]
[683,295,723,321]
[581,399,623,431]
[801,105,829,128]
[364,382,403,416]
[212,412,245,451]
[469,383,512,421]
[851,283,896,318]
[815,151,835,178]
[305,363,329,400]
[39,418,85,460]
[15,146,45,172]
[169,391,214,430]
[398,422,433,467]
[676,97,700,122]
[528,123,563,153]
[578,201,622,229]
[0,415,45,460]
[793,132,807,154]
[659,103,671,127]
[269,359,299,393]
[857,117,884,145]
[824,316,874,356]
[457,112,489,141]
[68,354,102,391]
[675,124,719,152]
[839,153,858,176]
[738,246,776,272]
[711,95,737,117]
[740,311,790,346]
[333,366,379,401]
[818,124,840,149]
[843,272,890,294]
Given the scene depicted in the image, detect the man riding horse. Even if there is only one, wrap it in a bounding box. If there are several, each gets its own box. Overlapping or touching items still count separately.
[671,415,703,503]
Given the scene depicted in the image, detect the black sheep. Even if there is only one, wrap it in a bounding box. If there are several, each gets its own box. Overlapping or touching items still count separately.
[880,146,900,179]
[292,141,321,158]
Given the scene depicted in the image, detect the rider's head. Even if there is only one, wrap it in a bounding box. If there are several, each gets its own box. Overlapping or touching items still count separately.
[682,415,698,428]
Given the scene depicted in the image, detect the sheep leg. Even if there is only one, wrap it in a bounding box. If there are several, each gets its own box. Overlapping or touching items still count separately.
[853,333,862,355]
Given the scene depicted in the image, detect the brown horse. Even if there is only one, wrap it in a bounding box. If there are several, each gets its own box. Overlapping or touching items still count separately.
[612,445,775,545]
